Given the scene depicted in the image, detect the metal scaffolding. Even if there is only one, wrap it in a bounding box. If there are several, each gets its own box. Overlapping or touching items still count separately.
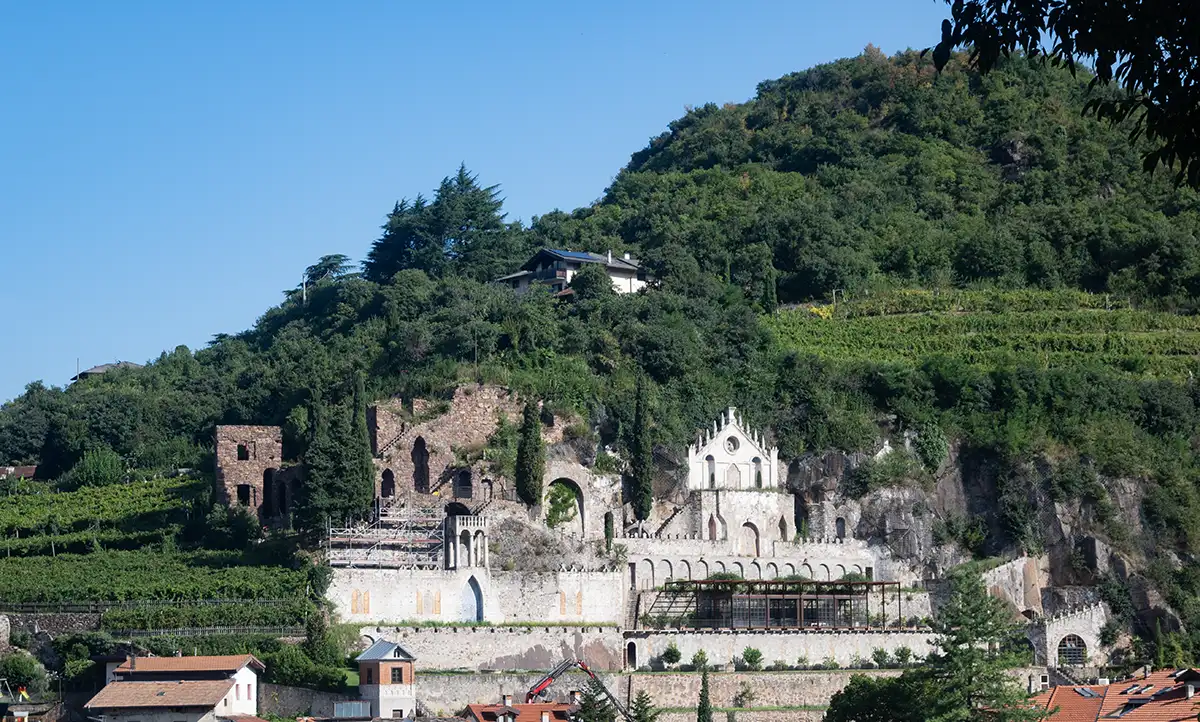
[326,499,446,570]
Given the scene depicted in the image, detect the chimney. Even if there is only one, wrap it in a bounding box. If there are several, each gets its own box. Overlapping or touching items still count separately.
[541,713,550,722]
[129,654,136,670]
[570,690,581,704]
[1187,684,1195,699]
[607,250,613,264]
[502,694,513,707]
[1027,676,1037,694]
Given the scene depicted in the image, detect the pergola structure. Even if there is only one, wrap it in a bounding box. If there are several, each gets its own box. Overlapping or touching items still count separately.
[645,578,905,630]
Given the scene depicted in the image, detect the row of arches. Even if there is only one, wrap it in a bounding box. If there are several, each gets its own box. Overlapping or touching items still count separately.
[453,530,488,569]
[706,518,792,550]
[703,455,766,488]
[633,558,868,588]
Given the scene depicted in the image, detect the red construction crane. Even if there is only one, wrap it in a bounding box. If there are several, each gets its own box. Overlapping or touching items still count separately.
[525,658,632,721]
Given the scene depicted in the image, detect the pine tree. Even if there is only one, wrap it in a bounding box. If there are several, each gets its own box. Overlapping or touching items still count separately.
[296,391,338,538]
[515,401,544,506]
[631,377,654,521]
[574,678,616,722]
[629,690,660,722]
[696,666,713,722]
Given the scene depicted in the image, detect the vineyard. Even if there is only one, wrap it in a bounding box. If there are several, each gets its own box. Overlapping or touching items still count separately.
[770,290,1200,378]
[0,476,205,537]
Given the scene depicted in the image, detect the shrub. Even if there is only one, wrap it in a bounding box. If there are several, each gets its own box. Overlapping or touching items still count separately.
[913,422,949,470]
[662,641,681,665]
[0,651,48,697]
[9,630,32,649]
[893,646,913,666]
[690,649,709,670]
[871,648,890,668]
[768,659,790,671]
[67,448,124,488]
[732,681,757,708]
[795,655,809,669]
[740,646,763,671]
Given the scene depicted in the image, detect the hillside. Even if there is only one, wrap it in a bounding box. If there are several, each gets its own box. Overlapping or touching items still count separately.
[1,49,1200,668]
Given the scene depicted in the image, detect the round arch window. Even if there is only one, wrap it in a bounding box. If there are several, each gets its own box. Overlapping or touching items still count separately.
[725,436,740,453]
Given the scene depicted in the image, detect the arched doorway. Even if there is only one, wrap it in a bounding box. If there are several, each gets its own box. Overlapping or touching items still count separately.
[708,515,718,541]
[626,641,638,669]
[412,437,430,493]
[482,478,494,501]
[753,457,763,488]
[446,502,470,517]
[778,516,788,541]
[1057,635,1087,666]
[835,517,846,540]
[454,469,472,499]
[740,522,760,557]
[381,469,395,499]
[545,478,585,537]
[461,576,483,622]
[705,456,716,488]
[262,468,278,517]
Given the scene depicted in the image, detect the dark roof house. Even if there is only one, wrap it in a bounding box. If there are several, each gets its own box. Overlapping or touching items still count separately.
[496,248,649,296]
[72,361,143,382]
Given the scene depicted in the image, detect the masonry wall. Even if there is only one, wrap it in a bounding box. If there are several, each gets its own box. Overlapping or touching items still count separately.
[361,626,625,671]
[258,683,357,717]
[214,425,282,514]
[331,568,626,626]
[628,629,934,669]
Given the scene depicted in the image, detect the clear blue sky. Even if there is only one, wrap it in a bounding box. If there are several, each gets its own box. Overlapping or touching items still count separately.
[0,1,948,403]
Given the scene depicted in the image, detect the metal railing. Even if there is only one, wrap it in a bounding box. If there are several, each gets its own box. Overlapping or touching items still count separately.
[106,625,305,639]
[0,599,297,614]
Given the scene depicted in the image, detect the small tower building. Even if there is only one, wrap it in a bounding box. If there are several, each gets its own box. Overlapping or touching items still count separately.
[356,639,417,719]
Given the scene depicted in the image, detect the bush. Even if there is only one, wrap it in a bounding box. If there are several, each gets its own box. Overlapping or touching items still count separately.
[9,630,32,649]
[732,681,757,708]
[0,651,49,697]
[871,648,891,668]
[690,649,709,670]
[893,646,913,666]
[768,659,790,671]
[67,448,124,488]
[662,641,681,665]
[740,646,763,671]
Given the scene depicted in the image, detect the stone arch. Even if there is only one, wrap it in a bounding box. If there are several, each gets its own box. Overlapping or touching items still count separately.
[732,561,744,578]
[658,559,673,583]
[458,530,472,568]
[697,560,709,578]
[454,468,473,499]
[784,563,796,576]
[705,455,716,488]
[1057,635,1087,666]
[412,437,430,492]
[626,641,638,669]
[753,457,763,488]
[836,564,847,579]
[852,564,863,575]
[835,517,847,540]
[766,562,778,580]
[725,463,742,488]
[740,522,760,557]
[446,502,470,517]
[708,514,718,541]
[778,516,788,541]
[714,561,726,574]
[679,560,691,579]
[801,563,813,579]
[819,564,830,581]
[639,559,655,590]
[381,469,396,499]
[473,530,486,567]
[262,468,279,517]
[546,477,585,538]
[461,576,483,622]
[749,561,762,579]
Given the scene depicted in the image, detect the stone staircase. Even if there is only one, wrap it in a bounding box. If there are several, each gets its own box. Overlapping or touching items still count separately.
[653,501,690,537]
[625,593,641,630]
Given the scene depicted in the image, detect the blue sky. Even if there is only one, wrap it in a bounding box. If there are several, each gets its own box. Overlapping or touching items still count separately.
[0,1,948,403]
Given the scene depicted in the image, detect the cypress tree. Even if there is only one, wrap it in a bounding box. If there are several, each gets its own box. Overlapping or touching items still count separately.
[350,372,376,517]
[515,401,544,506]
[696,666,713,722]
[297,391,337,538]
[629,690,660,722]
[574,678,616,722]
[631,377,654,521]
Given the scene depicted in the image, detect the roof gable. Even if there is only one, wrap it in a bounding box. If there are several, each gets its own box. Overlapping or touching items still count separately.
[356,639,416,662]
[115,654,264,674]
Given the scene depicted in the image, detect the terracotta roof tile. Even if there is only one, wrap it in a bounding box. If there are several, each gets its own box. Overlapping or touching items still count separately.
[465,703,574,721]
[115,654,264,674]
[86,680,235,709]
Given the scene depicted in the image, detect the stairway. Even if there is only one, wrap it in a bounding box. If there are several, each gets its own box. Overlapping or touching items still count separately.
[625,593,641,630]
[1050,667,1087,686]
[653,502,689,537]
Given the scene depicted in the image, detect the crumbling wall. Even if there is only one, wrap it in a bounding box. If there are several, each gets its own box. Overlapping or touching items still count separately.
[214,425,282,516]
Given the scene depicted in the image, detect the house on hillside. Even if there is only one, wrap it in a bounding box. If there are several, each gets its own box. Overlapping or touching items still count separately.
[495,248,649,296]
[1029,667,1200,720]
[87,654,265,722]
[465,693,579,722]
[71,361,143,382]
[355,639,418,719]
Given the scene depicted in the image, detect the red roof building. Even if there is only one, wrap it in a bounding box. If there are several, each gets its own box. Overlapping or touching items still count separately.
[1031,668,1200,721]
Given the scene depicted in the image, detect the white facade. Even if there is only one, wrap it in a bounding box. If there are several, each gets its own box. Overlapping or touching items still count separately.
[360,682,417,719]
[499,249,649,296]
[686,407,779,490]
[227,666,259,716]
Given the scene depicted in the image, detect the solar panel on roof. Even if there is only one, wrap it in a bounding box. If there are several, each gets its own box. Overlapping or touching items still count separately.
[1121,684,1139,694]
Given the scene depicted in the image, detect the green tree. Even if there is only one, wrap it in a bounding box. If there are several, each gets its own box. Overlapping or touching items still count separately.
[574,677,616,722]
[515,401,544,506]
[696,666,713,722]
[304,254,354,286]
[570,262,618,302]
[545,481,578,529]
[0,651,49,697]
[661,641,681,665]
[631,376,654,521]
[628,690,660,722]
[68,447,124,488]
[349,372,376,516]
[931,0,1200,186]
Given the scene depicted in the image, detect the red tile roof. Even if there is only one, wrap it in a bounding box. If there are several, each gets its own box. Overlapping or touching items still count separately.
[465,703,574,721]
[86,680,235,709]
[1034,669,1200,722]
[115,654,264,674]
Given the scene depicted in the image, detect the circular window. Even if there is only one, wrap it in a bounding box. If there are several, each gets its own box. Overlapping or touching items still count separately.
[725,436,740,453]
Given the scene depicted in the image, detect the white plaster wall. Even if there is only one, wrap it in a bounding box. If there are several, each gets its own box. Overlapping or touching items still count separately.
[686,409,778,491]
[361,626,625,671]
[360,683,416,718]
[331,568,625,625]
[629,629,934,668]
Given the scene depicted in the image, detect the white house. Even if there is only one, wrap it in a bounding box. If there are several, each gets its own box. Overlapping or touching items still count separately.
[686,407,779,491]
[355,639,417,719]
[87,654,265,722]
[495,248,649,295]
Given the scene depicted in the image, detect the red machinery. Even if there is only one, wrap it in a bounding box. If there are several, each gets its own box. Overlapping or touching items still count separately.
[525,658,632,720]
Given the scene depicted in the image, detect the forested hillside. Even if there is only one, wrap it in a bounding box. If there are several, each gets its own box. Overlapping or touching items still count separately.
[3,49,1200,661]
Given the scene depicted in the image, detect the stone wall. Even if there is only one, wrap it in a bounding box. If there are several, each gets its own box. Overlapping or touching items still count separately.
[5,612,101,637]
[659,711,821,722]
[1031,603,1109,667]
[413,669,890,717]
[214,425,283,516]
[362,626,624,672]
[332,568,625,626]
[628,629,934,669]
[983,556,1050,617]
[258,683,357,717]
